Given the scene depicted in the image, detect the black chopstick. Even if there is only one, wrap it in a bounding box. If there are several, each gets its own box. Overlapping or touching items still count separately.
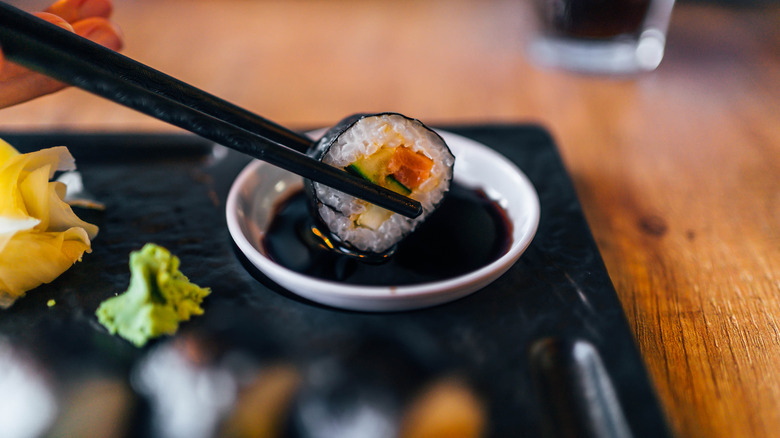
[0,3,422,218]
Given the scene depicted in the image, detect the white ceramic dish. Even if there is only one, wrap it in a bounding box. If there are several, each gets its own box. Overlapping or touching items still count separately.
[226,130,540,312]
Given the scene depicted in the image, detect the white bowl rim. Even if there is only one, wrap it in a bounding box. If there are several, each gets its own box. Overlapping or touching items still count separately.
[225,130,540,309]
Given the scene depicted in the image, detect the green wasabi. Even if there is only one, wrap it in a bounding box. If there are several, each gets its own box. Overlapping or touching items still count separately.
[96,243,210,347]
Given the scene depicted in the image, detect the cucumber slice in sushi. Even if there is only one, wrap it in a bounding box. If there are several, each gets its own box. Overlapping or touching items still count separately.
[346,163,412,195]
[306,113,455,256]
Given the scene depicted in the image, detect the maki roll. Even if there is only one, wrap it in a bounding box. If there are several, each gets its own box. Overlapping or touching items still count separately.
[306,113,455,256]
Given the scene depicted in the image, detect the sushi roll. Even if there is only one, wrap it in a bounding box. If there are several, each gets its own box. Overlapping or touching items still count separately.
[306,113,455,256]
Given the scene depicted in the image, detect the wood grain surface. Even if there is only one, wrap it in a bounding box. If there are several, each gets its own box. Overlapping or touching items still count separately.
[1,1,778,437]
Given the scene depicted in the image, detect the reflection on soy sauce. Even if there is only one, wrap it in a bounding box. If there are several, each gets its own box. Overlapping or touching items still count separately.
[262,183,513,286]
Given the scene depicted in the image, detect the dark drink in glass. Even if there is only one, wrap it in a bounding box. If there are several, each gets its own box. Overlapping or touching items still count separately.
[536,0,652,40]
[528,0,675,73]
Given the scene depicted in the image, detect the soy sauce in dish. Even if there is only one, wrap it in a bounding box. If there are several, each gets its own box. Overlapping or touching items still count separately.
[261,183,513,286]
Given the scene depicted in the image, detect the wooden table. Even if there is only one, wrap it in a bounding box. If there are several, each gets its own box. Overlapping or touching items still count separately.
[2,1,778,437]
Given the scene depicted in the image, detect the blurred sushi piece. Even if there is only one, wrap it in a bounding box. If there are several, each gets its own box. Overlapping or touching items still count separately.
[306,113,455,257]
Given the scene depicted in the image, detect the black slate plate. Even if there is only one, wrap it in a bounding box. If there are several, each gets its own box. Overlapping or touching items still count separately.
[0,126,671,438]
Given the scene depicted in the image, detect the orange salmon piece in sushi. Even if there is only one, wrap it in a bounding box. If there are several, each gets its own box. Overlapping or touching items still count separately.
[387,146,434,190]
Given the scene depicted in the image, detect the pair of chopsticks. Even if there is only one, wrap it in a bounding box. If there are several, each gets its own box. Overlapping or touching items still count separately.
[0,3,421,218]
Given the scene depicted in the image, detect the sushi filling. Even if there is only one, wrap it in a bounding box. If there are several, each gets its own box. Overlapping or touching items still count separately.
[345,146,434,229]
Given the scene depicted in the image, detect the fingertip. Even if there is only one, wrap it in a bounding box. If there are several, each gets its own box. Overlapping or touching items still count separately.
[72,17,124,51]
[45,0,112,23]
[33,12,76,32]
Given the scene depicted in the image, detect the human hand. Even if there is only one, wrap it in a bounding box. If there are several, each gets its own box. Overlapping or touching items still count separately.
[0,0,123,108]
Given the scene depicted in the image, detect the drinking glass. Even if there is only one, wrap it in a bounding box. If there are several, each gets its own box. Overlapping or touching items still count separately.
[528,0,676,74]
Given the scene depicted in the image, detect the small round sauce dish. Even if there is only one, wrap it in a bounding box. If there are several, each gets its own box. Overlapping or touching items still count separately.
[226,130,540,311]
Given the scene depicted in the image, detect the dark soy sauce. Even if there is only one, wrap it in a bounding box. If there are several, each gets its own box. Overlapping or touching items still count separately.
[261,183,513,286]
